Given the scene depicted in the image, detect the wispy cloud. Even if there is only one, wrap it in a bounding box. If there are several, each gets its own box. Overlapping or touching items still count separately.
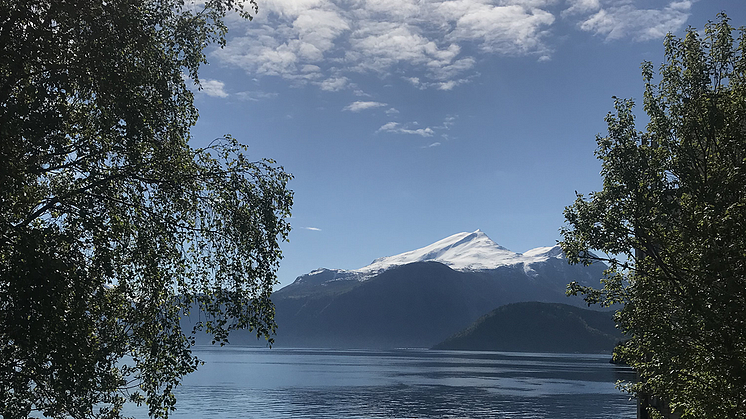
[405,76,473,90]
[573,1,692,41]
[378,115,457,138]
[378,122,435,137]
[435,115,457,130]
[235,90,278,101]
[301,227,322,231]
[562,0,601,17]
[344,101,387,112]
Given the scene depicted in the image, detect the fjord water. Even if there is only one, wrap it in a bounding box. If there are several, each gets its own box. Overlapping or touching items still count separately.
[124,347,636,419]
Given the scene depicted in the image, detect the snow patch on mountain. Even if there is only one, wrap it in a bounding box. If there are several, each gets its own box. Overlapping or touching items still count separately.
[358,230,518,272]
[522,245,564,261]
[356,230,565,275]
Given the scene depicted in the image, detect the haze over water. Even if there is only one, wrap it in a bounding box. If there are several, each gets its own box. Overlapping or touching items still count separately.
[123,347,636,418]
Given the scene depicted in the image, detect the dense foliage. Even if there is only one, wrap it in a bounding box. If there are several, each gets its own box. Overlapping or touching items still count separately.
[0,0,293,417]
[561,14,746,419]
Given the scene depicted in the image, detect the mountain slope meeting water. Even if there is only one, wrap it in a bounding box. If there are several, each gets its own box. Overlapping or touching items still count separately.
[432,302,624,353]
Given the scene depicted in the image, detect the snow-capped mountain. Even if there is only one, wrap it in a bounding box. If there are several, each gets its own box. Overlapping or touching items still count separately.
[260,230,607,349]
[294,230,566,285]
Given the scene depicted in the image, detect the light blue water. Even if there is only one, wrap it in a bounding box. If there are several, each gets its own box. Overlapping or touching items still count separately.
[123,347,637,418]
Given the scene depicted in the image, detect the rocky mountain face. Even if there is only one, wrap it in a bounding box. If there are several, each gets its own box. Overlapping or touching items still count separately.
[260,230,608,349]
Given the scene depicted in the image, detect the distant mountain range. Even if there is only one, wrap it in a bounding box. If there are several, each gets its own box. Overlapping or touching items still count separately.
[433,302,623,353]
[257,230,610,349]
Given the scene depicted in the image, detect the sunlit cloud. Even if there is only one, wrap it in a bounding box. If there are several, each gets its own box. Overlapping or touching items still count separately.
[301,226,322,231]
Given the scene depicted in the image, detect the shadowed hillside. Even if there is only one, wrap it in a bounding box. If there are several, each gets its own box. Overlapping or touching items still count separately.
[433,302,623,353]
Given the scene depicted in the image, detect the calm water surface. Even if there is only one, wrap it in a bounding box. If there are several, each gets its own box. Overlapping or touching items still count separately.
[124,347,636,418]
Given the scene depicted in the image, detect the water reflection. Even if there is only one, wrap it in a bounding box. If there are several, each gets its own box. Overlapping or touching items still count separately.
[123,347,636,419]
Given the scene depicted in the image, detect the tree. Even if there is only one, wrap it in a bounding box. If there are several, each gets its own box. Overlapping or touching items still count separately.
[560,14,746,419]
[0,1,293,418]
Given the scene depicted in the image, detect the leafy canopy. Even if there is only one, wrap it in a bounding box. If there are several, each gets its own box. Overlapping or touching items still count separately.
[0,0,292,418]
[561,14,746,419]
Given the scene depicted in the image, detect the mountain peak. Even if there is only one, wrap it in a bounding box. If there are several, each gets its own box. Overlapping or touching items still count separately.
[358,230,521,273]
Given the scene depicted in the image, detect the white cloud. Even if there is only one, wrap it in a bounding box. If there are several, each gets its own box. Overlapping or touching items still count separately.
[562,0,600,16]
[385,107,400,115]
[343,101,387,112]
[378,115,456,137]
[377,122,435,137]
[214,8,348,82]
[403,127,436,137]
[217,0,557,90]
[429,57,476,81]
[405,77,423,89]
[442,3,555,54]
[378,121,400,131]
[200,79,229,97]
[422,142,442,148]
[261,0,316,17]
[319,76,349,91]
[301,226,322,231]
[347,22,463,75]
[235,90,279,101]
[436,80,459,90]
[575,1,692,42]
[436,115,457,130]
[405,75,471,90]
[214,0,693,92]
[357,0,421,20]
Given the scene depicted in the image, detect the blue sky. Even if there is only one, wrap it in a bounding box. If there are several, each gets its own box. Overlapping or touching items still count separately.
[188,0,746,288]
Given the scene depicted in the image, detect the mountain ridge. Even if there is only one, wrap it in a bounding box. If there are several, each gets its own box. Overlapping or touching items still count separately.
[291,230,572,286]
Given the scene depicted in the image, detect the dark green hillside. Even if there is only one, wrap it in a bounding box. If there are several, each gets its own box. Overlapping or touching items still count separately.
[433,302,623,353]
